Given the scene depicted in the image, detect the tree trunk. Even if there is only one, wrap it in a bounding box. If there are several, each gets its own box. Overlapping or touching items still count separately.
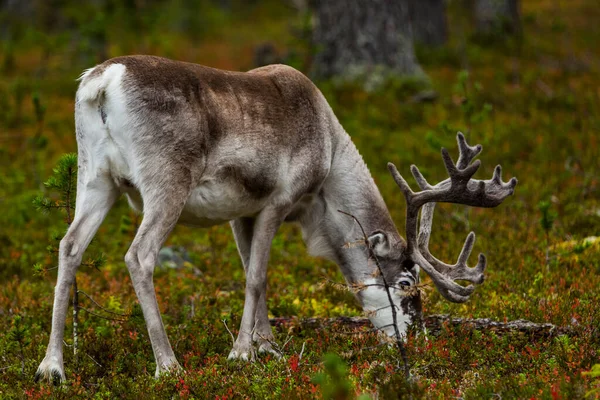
[474,0,521,36]
[409,0,448,47]
[312,0,423,80]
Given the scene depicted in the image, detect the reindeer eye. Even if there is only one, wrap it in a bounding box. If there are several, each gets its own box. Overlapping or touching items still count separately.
[399,280,412,288]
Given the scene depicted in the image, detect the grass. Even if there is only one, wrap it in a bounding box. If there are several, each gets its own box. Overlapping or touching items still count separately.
[0,0,599,398]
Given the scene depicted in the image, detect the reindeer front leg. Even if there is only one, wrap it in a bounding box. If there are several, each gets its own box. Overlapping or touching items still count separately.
[228,208,283,361]
[230,217,281,357]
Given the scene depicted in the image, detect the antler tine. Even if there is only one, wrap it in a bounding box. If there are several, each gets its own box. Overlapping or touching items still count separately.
[493,165,502,184]
[441,148,481,187]
[456,132,482,170]
[479,167,518,206]
[417,229,486,290]
[388,162,419,250]
[456,231,476,266]
[387,162,415,200]
[436,232,487,283]
[413,132,483,194]
[410,165,434,190]
[410,251,476,299]
[491,165,518,192]
[441,289,471,303]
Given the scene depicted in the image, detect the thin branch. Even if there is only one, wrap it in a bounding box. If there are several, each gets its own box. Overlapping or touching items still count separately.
[282,334,293,351]
[254,331,286,359]
[86,353,102,368]
[78,290,129,317]
[298,342,306,361]
[79,306,127,322]
[40,204,65,210]
[0,364,18,372]
[81,260,102,272]
[334,324,396,336]
[222,319,235,346]
[337,210,411,379]
[369,304,401,313]
[322,276,415,293]
[337,210,369,242]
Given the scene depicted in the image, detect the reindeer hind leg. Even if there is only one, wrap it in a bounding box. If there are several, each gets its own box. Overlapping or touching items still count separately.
[36,173,118,384]
[123,181,191,377]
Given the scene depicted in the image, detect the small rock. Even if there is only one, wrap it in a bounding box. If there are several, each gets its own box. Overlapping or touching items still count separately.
[158,246,193,269]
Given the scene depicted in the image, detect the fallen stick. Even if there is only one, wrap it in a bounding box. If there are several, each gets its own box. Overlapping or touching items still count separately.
[269,314,575,338]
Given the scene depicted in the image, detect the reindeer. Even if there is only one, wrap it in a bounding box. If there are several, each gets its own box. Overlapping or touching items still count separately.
[35,55,517,384]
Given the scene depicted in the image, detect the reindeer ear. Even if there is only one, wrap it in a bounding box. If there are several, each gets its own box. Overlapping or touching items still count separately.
[367,231,391,257]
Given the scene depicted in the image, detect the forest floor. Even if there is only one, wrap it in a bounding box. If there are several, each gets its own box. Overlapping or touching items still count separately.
[0,0,599,398]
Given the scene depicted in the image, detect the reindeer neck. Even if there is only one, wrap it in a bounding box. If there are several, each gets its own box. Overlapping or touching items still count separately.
[300,125,401,283]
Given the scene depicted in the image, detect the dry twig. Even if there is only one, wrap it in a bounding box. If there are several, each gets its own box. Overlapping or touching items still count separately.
[222,319,236,346]
[338,209,411,379]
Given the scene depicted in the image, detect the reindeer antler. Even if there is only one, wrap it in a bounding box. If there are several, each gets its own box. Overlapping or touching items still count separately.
[387,132,518,303]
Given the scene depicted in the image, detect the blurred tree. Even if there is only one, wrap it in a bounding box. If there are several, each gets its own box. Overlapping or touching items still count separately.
[312,0,424,80]
[409,0,448,47]
[473,0,521,37]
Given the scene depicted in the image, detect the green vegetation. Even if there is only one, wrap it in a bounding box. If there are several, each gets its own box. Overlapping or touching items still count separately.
[0,0,599,398]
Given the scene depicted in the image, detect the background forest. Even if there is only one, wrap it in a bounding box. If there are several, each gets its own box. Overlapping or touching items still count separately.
[0,0,599,398]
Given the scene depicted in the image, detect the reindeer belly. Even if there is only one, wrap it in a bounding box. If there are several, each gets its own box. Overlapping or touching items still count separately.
[178,179,268,227]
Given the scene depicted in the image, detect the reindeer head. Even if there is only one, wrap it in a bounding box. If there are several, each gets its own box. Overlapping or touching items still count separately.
[358,230,423,338]
[359,132,517,338]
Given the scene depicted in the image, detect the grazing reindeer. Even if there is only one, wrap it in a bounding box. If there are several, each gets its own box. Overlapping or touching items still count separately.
[35,55,517,384]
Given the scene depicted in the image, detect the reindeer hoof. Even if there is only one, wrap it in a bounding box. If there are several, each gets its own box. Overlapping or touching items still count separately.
[227,343,256,362]
[35,356,66,386]
[154,360,183,379]
[257,341,283,359]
